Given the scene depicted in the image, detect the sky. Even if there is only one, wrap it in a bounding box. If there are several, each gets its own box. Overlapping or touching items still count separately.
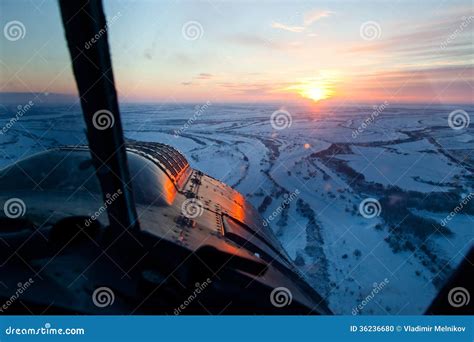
[0,0,473,105]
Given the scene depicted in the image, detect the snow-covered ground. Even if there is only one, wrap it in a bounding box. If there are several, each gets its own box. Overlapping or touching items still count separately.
[1,102,473,314]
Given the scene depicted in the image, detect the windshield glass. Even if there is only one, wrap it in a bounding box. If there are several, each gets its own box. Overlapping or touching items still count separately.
[0,0,85,168]
[0,0,472,315]
[102,0,473,315]
[0,150,174,207]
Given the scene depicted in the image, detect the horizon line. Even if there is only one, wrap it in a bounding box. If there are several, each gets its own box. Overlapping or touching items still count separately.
[0,92,473,107]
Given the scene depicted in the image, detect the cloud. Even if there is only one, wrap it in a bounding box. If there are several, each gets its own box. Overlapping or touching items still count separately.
[304,10,333,26]
[217,80,293,96]
[225,33,281,49]
[173,53,196,66]
[360,65,473,84]
[181,73,214,86]
[272,9,333,33]
[196,73,213,80]
[346,14,474,63]
[271,22,305,33]
[340,64,473,104]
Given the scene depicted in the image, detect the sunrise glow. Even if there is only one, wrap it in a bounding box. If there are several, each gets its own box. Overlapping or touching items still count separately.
[297,83,333,102]
[285,78,336,102]
[0,1,472,104]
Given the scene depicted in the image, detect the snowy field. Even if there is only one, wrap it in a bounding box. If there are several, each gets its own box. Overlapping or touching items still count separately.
[1,101,473,314]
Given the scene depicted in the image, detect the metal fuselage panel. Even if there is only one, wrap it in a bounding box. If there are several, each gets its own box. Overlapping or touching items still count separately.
[0,142,331,314]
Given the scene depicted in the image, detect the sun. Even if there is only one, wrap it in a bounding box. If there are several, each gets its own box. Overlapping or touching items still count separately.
[286,81,334,102]
[300,86,329,102]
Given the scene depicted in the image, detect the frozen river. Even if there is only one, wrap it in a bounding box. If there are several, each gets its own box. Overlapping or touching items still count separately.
[1,101,473,314]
